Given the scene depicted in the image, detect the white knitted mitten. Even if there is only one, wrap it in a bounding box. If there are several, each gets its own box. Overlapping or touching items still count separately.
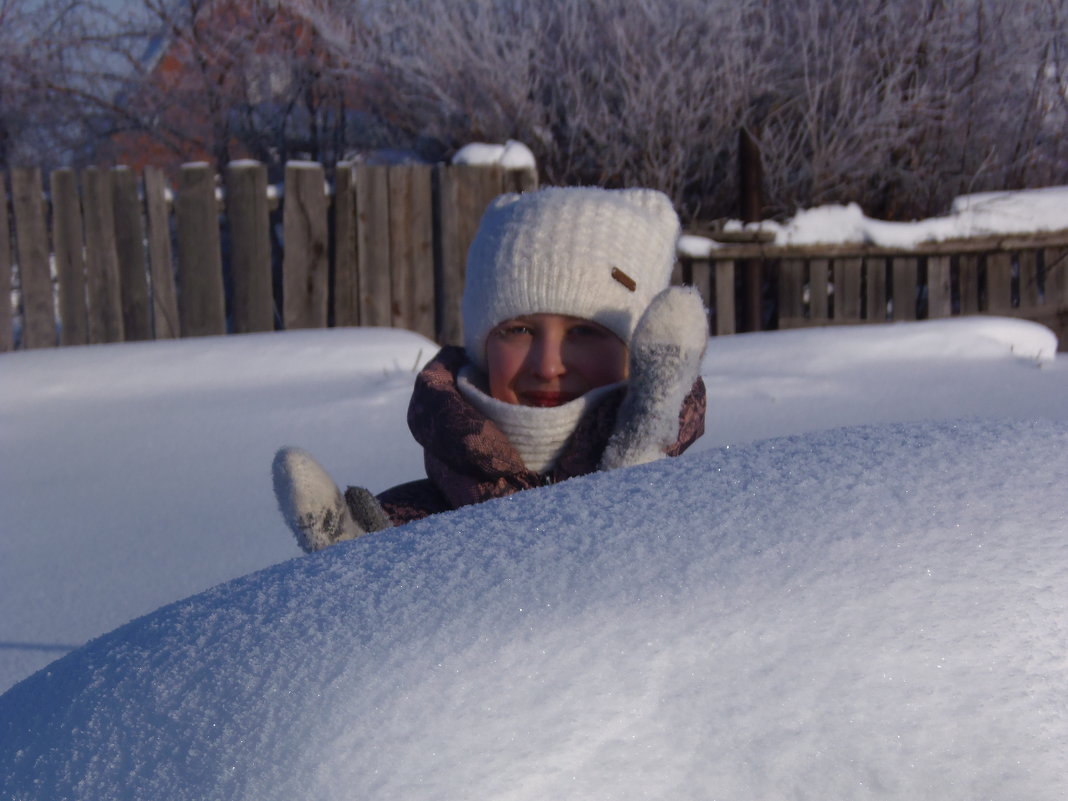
[599,286,707,470]
[272,447,365,553]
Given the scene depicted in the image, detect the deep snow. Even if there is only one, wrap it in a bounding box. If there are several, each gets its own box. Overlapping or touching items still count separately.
[1,418,1066,799]
[2,316,1067,799]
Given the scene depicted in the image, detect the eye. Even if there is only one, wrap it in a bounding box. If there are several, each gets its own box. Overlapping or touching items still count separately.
[567,322,609,338]
[493,322,534,339]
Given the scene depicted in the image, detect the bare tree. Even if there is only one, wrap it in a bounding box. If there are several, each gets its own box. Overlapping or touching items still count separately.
[8,0,1068,220]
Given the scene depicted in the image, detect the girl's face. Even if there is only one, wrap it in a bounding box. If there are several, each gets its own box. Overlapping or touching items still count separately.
[486,314,628,406]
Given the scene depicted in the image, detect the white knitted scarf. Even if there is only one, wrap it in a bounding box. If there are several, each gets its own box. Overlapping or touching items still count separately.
[457,367,621,475]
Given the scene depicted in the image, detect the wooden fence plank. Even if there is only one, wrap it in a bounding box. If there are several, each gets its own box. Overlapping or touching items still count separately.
[409,166,436,340]
[1047,248,1068,307]
[986,251,1013,312]
[959,254,980,315]
[688,258,712,308]
[354,164,392,327]
[927,255,952,318]
[714,260,735,336]
[435,166,465,346]
[50,169,89,346]
[892,257,918,320]
[11,168,55,348]
[388,164,435,338]
[175,163,226,337]
[0,173,12,352]
[778,258,804,328]
[1019,250,1041,309]
[502,166,538,195]
[436,165,504,345]
[865,258,887,320]
[112,167,153,341]
[282,162,330,330]
[387,167,414,330]
[83,167,125,343]
[332,163,359,327]
[809,258,829,322]
[225,161,274,333]
[834,258,862,321]
[143,166,179,339]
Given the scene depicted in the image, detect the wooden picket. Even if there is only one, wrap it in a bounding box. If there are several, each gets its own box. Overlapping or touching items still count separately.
[50,168,89,347]
[225,162,274,334]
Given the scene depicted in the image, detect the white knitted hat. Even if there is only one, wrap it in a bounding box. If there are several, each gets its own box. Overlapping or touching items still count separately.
[462,187,681,369]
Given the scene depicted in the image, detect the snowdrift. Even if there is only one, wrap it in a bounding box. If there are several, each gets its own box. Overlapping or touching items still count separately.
[2,419,1066,800]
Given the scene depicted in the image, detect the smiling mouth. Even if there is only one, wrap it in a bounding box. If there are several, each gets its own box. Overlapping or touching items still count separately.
[521,391,576,407]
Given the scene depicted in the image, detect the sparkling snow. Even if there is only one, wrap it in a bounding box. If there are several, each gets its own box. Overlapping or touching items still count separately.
[2,315,1068,799]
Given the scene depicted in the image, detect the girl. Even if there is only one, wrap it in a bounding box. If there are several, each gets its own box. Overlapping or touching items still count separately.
[273,187,708,552]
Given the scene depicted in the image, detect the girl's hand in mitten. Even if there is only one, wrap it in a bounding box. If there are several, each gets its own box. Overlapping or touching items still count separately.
[600,286,707,470]
[272,447,389,553]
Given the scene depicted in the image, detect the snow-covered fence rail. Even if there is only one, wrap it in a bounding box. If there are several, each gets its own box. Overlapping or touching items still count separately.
[0,161,536,351]
[679,234,1068,349]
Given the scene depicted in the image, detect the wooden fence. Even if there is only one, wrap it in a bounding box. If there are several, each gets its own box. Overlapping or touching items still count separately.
[1,161,536,352]
[3,160,1067,352]
[678,232,1068,350]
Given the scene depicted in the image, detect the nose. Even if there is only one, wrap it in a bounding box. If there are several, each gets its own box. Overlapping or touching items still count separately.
[528,332,566,380]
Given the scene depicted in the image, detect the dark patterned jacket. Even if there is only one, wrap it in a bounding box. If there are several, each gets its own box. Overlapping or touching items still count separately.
[374,346,706,525]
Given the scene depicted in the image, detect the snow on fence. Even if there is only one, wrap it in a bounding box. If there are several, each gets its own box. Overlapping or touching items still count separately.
[678,234,1068,349]
[2,161,1067,352]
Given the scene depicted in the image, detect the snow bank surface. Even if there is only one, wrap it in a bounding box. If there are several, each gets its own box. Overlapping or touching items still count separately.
[2,317,1067,799]
[2,419,1066,800]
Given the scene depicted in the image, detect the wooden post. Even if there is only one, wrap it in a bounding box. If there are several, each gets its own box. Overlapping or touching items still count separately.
[926,255,952,319]
[354,164,392,327]
[985,251,1013,313]
[281,162,330,330]
[143,166,179,339]
[332,162,359,327]
[892,257,918,320]
[0,173,13,352]
[225,161,274,333]
[175,163,226,337]
[11,168,55,348]
[865,258,887,320]
[738,126,764,332]
[833,258,862,321]
[112,167,153,341]
[50,169,89,347]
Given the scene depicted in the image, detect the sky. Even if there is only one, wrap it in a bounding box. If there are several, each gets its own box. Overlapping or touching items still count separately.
[1,314,1067,799]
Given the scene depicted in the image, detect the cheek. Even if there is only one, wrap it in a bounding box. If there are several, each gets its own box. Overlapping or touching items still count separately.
[573,340,629,385]
[485,341,523,402]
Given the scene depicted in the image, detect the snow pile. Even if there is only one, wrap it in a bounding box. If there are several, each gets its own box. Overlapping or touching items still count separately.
[3,318,1068,697]
[2,419,1066,800]
[680,184,1068,251]
[452,140,537,170]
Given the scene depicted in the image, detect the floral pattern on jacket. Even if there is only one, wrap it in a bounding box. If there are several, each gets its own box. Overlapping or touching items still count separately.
[375,346,706,525]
